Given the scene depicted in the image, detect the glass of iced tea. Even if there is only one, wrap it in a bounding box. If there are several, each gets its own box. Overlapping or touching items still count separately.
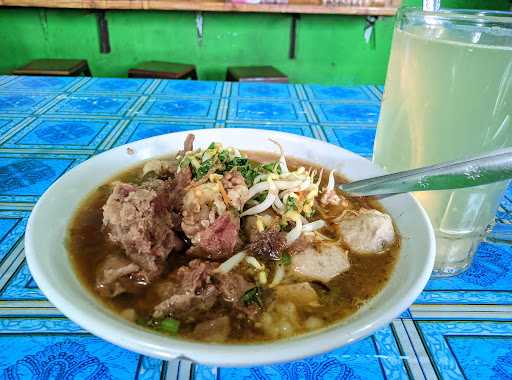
[373,8,512,277]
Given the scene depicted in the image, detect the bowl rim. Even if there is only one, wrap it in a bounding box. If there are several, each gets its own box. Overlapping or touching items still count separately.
[25,128,435,367]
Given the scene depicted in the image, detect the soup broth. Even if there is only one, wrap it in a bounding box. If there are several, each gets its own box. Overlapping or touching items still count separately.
[68,142,399,343]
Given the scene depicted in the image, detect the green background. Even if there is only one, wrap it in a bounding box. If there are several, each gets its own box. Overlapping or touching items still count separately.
[0,0,509,84]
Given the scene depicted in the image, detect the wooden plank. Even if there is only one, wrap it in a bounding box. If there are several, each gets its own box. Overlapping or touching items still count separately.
[0,0,399,15]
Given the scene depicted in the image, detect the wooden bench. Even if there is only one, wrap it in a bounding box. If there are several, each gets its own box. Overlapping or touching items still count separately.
[128,61,198,79]
[12,59,91,76]
[226,66,288,83]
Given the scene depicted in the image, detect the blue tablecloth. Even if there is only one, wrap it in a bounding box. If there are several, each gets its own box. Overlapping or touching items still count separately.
[0,75,510,380]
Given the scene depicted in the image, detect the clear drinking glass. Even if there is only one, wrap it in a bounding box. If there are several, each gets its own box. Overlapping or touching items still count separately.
[373,7,512,277]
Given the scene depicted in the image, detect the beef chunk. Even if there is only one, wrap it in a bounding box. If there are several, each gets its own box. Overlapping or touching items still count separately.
[153,259,257,322]
[103,182,183,277]
[170,167,192,215]
[153,285,218,322]
[221,170,249,211]
[95,253,145,298]
[187,213,240,260]
[217,272,253,303]
[183,134,195,153]
[218,272,259,320]
[181,182,227,243]
[152,260,219,321]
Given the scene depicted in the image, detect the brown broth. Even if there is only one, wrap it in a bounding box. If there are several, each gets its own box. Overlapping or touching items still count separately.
[67,153,399,343]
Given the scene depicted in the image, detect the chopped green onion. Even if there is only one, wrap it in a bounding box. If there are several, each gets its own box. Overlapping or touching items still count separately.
[241,287,263,307]
[280,251,291,266]
[239,165,259,186]
[157,318,180,335]
[178,156,191,169]
[286,197,297,211]
[208,142,216,150]
[262,162,275,172]
[219,149,229,162]
[254,191,268,203]
[231,157,249,166]
[194,159,213,179]
[261,161,281,174]
[305,209,316,218]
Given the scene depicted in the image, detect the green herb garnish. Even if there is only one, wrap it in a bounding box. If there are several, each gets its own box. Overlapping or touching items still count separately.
[178,156,191,169]
[225,157,248,171]
[194,159,213,179]
[261,161,281,174]
[241,287,263,307]
[285,197,297,211]
[224,157,259,186]
[156,318,180,335]
[280,251,291,266]
[207,142,216,150]
[254,191,268,203]
[239,165,259,186]
[218,149,229,162]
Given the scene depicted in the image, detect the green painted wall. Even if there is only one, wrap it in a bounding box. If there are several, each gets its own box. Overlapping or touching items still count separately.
[0,0,509,84]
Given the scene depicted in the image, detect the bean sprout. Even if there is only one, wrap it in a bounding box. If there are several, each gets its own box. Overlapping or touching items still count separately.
[240,190,277,217]
[246,256,264,270]
[302,220,326,233]
[269,264,285,288]
[286,217,303,245]
[270,139,289,174]
[247,180,303,200]
[215,250,247,274]
[325,170,335,192]
[274,196,284,210]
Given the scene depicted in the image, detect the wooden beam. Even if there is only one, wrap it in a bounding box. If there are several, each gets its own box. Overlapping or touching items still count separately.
[0,0,399,16]
[96,11,111,54]
[289,14,299,60]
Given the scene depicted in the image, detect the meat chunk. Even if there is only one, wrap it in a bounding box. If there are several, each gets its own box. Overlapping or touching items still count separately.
[183,133,195,153]
[217,272,253,303]
[142,159,173,177]
[275,282,320,307]
[291,244,350,283]
[221,170,249,211]
[153,285,218,322]
[248,229,287,261]
[153,259,256,321]
[187,213,240,260]
[170,167,192,215]
[193,316,231,342]
[153,260,219,321]
[181,182,227,242]
[103,182,183,277]
[337,209,396,254]
[197,213,240,259]
[95,253,141,298]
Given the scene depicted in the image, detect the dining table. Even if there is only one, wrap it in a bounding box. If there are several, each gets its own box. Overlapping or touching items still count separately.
[0,74,510,380]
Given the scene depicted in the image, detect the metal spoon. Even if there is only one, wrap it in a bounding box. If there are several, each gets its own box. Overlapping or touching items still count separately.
[339,148,512,197]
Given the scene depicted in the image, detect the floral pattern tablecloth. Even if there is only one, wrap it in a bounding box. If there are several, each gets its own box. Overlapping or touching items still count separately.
[0,75,510,380]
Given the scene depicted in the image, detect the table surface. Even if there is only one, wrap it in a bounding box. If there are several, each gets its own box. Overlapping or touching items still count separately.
[0,75,510,380]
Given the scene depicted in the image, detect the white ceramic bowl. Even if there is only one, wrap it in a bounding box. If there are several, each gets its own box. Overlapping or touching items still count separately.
[25,129,435,367]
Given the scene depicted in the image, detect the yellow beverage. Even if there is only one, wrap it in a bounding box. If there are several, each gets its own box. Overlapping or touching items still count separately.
[373,9,512,276]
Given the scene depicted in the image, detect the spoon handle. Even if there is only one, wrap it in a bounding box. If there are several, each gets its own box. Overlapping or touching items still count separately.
[340,148,512,196]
